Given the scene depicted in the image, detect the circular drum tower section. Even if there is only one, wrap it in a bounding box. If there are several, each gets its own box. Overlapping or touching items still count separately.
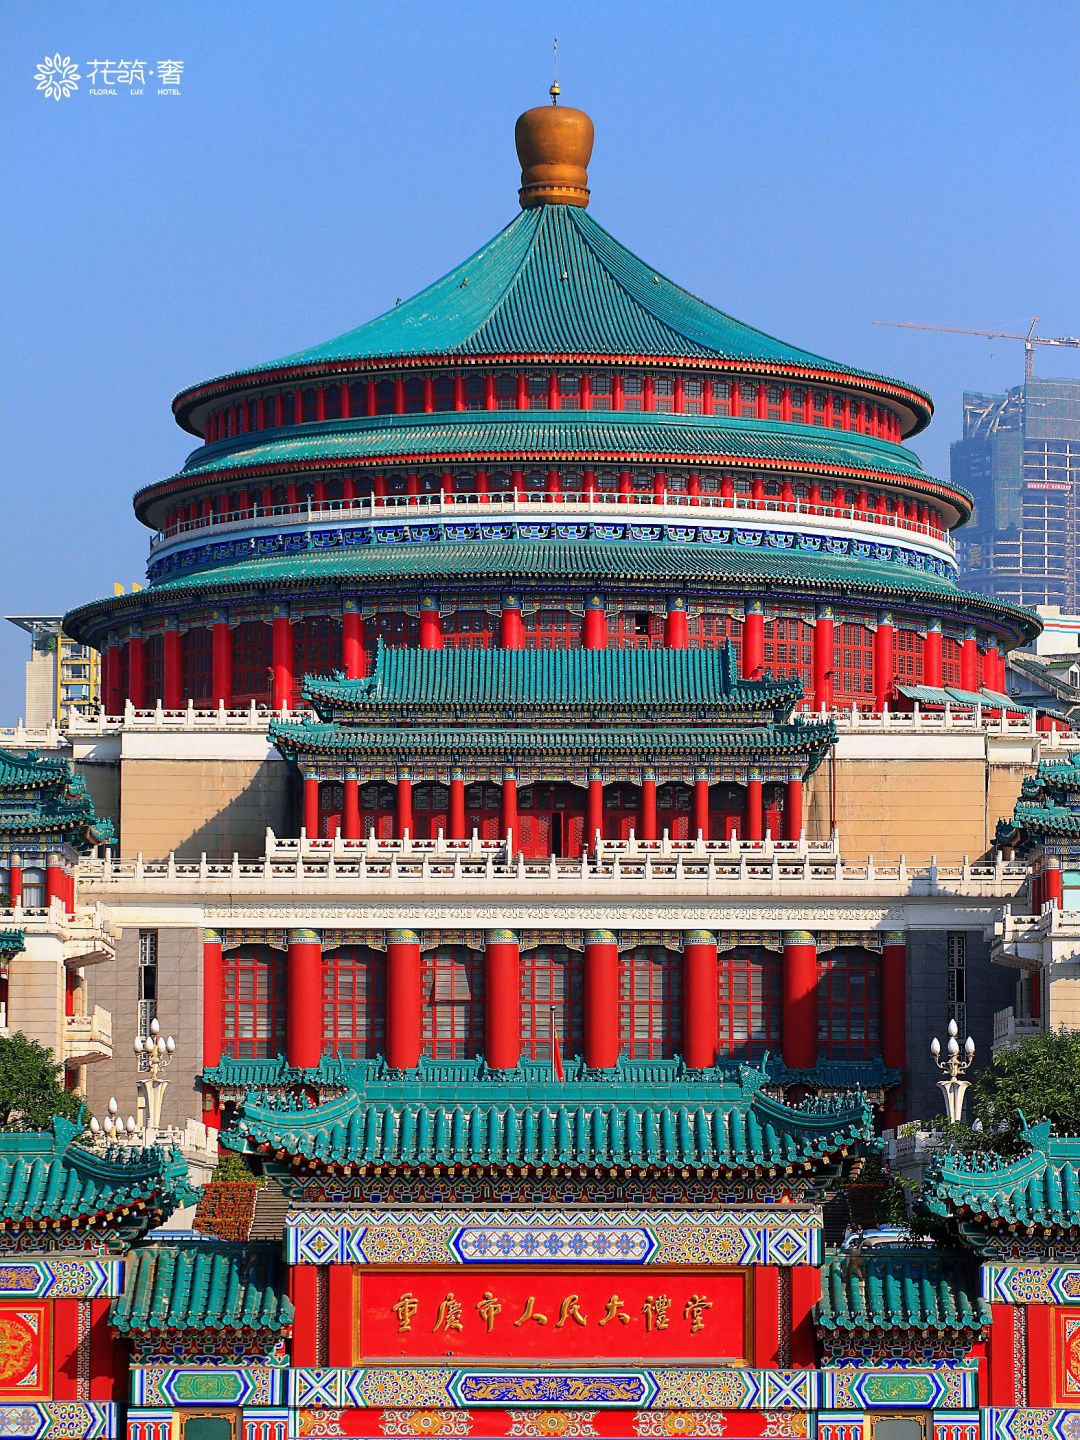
[66,99,1036,746]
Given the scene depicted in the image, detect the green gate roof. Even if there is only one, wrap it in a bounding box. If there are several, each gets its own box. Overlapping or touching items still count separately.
[923,1121,1080,1235]
[816,1247,990,1336]
[113,1243,293,1335]
[230,1066,872,1174]
[0,1117,196,1235]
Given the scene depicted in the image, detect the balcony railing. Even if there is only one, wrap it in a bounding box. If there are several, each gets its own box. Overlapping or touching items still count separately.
[149,489,956,556]
[54,698,1064,739]
[78,831,1029,900]
[993,1006,1042,1050]
[64,1005,113,1064]
[0,902,117,966]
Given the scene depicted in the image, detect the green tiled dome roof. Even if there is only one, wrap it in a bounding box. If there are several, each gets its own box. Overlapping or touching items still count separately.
[174,205,932,428]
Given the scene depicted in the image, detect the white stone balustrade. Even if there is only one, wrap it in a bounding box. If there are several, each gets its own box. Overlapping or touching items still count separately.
[0,900,118,966]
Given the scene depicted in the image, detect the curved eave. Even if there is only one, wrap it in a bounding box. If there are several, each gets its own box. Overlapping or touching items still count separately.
[135,413,969,527]
[173,352,934,440]
[63,541,1041,648]
[170,206,933,437]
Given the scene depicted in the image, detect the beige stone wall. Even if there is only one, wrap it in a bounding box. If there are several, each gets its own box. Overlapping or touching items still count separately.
[118,758,291,860]
[7,945,65,1057]
[807,756,1034,864]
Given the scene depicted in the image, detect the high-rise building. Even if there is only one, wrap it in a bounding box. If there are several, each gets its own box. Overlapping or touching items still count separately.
[5,615,100,727]
[954,377,1080,608]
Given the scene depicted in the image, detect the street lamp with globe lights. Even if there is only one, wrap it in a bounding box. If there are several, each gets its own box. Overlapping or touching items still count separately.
[931,1019,976,1123]
[132,1016,176,1143]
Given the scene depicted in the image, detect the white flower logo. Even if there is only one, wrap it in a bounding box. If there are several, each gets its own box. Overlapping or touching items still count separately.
[34,53,80,101]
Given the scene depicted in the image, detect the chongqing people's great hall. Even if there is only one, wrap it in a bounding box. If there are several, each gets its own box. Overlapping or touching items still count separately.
[1,92,1073,1440]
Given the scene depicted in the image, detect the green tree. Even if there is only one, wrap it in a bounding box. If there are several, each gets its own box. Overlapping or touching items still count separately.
[0,1033,80,1130]
[970,1027,1080,1143]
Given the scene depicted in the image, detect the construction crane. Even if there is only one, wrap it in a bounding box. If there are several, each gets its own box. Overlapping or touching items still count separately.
[873,315,1080,380]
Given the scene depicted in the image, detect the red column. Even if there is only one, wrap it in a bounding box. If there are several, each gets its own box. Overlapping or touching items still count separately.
[271,614,293,711]
[743,773,763,842]
[639,772,657,841]
[587,771,603,849]
[881,931,907,1125]
[303,776,319,837]
[923,623,943,687]
[7,855,21,907]
[546,467,562,500]
[665,598,689,648]
[449,771,466,840]
[694,777,710,841]
[202,928,223,1073]
[485,930,521,1070]
[211,619,232,706]
[683,931,718,1068]
[784,778,803,841]
[873,613,895,710]
[500,594,524,649]
[960,629,979,691]
[782,931,818,1069]
[342,775,361,840]
[812,608,834,711]
[742,602,764,679]
[584,929,620,1069]
[985,643,1004,692]
[501,773,518,842]
[397,777,414,838]
[162,626,182,709]
[342,604,366,679]
[45,853,65,909]
[127,635,146,709]
[583,596,607,649]
[419,597,443,649]
[386,929,422,1069]
[1045,860,1064,909]
[286,929,323,1069]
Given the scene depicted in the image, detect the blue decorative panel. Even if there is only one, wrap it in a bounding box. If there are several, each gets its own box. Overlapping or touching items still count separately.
[0,1260,123,1299]
[0,1404,115,1438]
[820,1363,977,1411]
[131,1366,281,1407]
[285,1207,821,1268]
[982,1264,1080,1304]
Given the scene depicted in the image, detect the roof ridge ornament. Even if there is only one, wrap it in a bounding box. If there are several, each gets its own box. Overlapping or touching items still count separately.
[515,81,593,209]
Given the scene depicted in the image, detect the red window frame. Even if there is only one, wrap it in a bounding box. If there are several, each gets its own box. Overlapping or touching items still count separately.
[422,945,485,1060]
[816,947,881,1059]
[222,945,286,1059]
[835,621,874,703]
[620,946,682,1059]
[717,946,781,1059]
[323,945,386,1060]
[521,945,584,1060]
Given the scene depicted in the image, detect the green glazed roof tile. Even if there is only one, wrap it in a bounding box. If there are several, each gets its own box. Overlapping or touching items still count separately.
[0,929,24,958]
[815,1247,989,1334]
[923,1121,1080,1233]
[0,1117,197,1232]
[0,748,114,850]
[304,644,798,714]
[176,207,932,418]
[157,412,944,495]
[230,1065,873,1173]
[113,1243,293,1335]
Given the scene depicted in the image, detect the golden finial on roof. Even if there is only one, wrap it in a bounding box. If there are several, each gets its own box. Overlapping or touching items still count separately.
[515,51,593,210]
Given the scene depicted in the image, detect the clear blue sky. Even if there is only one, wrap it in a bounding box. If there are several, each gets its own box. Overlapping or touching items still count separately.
[2,0,1078,721]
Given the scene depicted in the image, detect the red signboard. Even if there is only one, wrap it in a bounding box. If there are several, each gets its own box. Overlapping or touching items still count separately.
[355,1268,749,1363]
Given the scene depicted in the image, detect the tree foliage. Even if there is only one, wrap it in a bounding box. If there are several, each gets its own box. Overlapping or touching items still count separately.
[0,1033,80,1130]
[969,1027,1080,1142]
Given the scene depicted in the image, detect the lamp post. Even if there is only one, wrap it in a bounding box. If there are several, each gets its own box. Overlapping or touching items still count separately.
[931,1018,976,1123]
[132,1016,176,1144]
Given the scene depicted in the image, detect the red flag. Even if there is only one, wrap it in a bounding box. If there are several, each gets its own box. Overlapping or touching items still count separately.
[550,1006,564,1081]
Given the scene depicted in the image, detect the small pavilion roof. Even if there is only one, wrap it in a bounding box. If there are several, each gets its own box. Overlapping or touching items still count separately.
[923,1121,1080,1236]
[0,747,114,850]
[0,1117,196,1237]
[815,1246,989,1338]
[302,645,800,719]
[113,1243,293,1336]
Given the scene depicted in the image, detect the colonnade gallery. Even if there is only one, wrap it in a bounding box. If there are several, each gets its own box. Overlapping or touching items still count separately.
[7,97,1072,1440]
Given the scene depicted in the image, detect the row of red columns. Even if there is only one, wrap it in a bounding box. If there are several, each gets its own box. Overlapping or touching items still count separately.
[105,604,1007,715]
[303,772,805,844]
[201,928,908,1101]
[5,853,74,913]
